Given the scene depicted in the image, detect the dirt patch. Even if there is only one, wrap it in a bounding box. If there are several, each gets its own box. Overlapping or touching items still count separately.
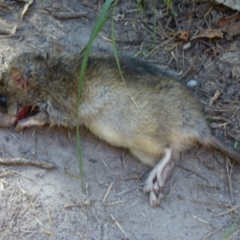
[1,1,240,239]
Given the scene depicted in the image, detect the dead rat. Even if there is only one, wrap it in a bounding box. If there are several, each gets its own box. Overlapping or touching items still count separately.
[1,52,240,207]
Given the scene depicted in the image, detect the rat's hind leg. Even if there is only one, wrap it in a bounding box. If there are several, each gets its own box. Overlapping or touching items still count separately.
[143,148,174,206]
[130,147,174,207]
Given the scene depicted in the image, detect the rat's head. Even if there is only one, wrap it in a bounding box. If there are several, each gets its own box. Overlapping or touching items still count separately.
[0,52,41,127]
[5,52,48,90]
[0,52,50,128]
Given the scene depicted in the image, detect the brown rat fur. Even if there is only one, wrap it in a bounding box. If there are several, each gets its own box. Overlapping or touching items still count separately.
[1,52,240,206]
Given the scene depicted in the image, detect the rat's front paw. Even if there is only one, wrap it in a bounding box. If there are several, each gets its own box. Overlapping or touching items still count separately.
[15,122,24,132]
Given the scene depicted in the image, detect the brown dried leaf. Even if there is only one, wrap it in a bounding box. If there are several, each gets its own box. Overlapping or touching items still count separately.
[175,30,189,42]
[191,29,223,40]
[169,30,189,42]
[223,22,240,40]
[216,12,240,27]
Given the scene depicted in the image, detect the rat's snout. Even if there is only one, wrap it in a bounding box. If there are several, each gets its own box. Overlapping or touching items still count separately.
[0,94,7,114]
[0,93,18,127]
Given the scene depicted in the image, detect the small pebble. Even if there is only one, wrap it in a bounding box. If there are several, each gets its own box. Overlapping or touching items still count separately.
[182,42,191,50]
[187,79,197,87]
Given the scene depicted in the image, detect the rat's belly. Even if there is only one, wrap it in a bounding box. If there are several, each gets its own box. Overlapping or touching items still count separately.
[87,121,126,148]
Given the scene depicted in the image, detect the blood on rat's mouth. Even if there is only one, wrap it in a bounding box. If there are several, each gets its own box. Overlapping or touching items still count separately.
[17,105,39,121]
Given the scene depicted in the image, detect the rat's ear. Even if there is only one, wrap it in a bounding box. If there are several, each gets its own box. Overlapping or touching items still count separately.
[9,67,28,89]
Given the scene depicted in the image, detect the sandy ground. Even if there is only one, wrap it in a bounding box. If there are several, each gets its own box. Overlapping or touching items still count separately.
[1,1,240,239]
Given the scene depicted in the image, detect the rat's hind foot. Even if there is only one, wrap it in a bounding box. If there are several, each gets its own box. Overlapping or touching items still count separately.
[143,148,174,207]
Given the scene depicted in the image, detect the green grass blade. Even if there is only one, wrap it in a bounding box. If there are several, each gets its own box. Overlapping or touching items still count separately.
[76,0,114,192]
[111,15,140,110]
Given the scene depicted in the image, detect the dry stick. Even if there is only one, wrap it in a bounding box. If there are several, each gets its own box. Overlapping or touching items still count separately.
[226,157,234,202]
[19,207,28,218]
[214,205,240,217]
[46,9,87,20]
[121,153,128,172]
[41,229,54,236]
[115,187,138,197]
[106,200,126,206]
[181,208,210,225]
[0,33,57,40]
[27,43,45,52]
[47,208,52,225]
[179,55,197,80]
[228,131,240,143]
[20,229,35,233]
[110,214,126,236]
[167,172,192,199]
[83,0,98,11]
[0,157,56,170]
[98,33,112,42]
[180,165,209,182]
[202,228,222,240]
[10,209,20,230]
[102,182,113,203]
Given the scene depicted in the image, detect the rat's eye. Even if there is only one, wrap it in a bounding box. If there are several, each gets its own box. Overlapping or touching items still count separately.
[0,95,7,113]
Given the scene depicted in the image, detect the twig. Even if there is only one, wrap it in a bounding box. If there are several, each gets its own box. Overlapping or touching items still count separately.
[83,0,98,11]
[45,8,87,20]
[180,165,209,182]
[0,157,56,170]
[102,182,113,203]
[0,33,57,40]
[106,200,126,206]
[182,208,210,225]
[214,205,240,217]
[110,214,126,236]
[115,187,138,197]
[201,228,222,240]
[179,55,197,80]
[10,208,20,230]
[27,43,44,53]
[101,159,110,170]
[226,157,234,202]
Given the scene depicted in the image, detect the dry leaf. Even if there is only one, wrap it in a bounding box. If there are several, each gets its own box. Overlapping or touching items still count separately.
[169,30,189,42]
[192,29,223,40]
[175,30,189,42]
[223,22,240,40]
[216,12,240,27]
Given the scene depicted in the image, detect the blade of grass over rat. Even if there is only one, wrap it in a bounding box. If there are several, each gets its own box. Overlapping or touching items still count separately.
[111,14,141,110]
[77,0,114,192]
[80,1,114,55]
